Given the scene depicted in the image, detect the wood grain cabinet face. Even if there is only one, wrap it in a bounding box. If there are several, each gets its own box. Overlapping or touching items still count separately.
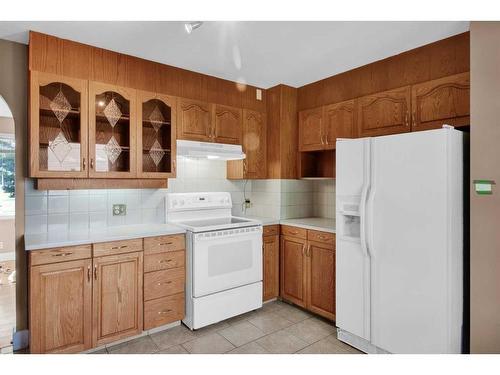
[411,72,470,131]
[177,98,211,142]
[227,109,266,179]
[323,100,356,149]
[88,81,137,178]
[299,107,324,151]
[306,241,335,320]
[280,235,307,307]
[29,258,92,353]
[92,251,143,347]
[29,71,89,178]
[137,91,177,178]
[357,86,411,137]
[213,104,243,145]
[263,234,279,301]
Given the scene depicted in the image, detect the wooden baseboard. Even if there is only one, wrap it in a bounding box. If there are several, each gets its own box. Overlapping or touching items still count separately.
[35,178,168,190]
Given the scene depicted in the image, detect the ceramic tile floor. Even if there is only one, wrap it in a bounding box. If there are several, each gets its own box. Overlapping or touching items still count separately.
[93,301,363,354]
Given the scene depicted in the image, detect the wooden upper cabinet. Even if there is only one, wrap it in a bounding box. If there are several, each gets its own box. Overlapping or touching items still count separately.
[227,109,266,179]
[137,91,177,178]
[212,104,242,144]
[177,98,211,142]
[323,100,356,149]
[306,240,335,320]
[299,107,323,151]
[357,86,411,137]
[92,251,143,347]
[280,235,307,307]
[29,258,92,353]
[88,81,137,178]
[411,72,470,131]
[29,71,88,178]
[263,233,279,301]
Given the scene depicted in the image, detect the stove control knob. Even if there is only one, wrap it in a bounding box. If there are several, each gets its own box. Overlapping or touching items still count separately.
[180,199,185,206]
[171,200,177,207]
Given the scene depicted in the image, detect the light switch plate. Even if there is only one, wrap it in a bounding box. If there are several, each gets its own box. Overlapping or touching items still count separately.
[113,204,127,216]
[256,89,262,101]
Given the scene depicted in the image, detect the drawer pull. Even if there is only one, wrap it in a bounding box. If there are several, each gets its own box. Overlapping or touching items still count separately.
[159,259,173,264]
[290,231,298,235]
[111,245,128,250]
[158,309,172,315]
[159,242,173,246]
[53,252,73,257]
[157,281,172,286]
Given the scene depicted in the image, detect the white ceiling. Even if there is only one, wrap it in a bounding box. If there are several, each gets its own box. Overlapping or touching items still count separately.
[0,21,469,88]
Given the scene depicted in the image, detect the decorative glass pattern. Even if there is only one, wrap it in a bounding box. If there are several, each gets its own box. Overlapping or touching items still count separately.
[105,136,122,164]
[149,105,164,132]
[149,139,165,166]
[103,98,122,127]
[49,131,72,163]
[50,89,71,124]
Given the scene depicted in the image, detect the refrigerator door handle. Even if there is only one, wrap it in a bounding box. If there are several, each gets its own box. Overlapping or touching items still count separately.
[360,184,370,258]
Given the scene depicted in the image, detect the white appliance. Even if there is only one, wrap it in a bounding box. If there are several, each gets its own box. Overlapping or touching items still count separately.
[336,126,464,354]
[166,192,262,330]
[177,140,246,160]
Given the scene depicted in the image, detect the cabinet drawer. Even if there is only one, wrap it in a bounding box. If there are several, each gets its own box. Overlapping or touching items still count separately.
[93,238,143,257]
[263,225,279,237]
[144,234,185,255]
[144,268,185,301]
[281,225,307,239]
[29,244,92,266]
[307,230,335,245]
[144,251,185,273]
[144,293,185,330]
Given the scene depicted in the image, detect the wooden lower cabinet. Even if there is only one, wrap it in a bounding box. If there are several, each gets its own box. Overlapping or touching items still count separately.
[92,251,143,347]
[29,258,92,353]
[280,226,336,320]
[29,234,186,353]
[263,226,279,301]
[306,241,336,320]
[280,235,307,307]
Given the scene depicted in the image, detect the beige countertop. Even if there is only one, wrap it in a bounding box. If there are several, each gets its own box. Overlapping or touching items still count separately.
[241,216,335,233]
[279,217,335,233]
[25,223,186,251]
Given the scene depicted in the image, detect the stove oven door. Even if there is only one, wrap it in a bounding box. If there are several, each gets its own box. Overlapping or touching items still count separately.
[192,226,263,297]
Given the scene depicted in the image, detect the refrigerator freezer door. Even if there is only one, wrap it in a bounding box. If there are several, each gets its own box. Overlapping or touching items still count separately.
[368,129,463,353]
[336,138,371,341]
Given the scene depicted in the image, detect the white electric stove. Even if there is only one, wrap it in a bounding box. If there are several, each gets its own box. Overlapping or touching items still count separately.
[166,192,263,330]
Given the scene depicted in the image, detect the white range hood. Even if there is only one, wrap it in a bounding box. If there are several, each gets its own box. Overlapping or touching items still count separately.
[176,140,246,161]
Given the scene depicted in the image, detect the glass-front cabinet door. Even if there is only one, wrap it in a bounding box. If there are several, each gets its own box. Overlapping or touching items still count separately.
[29,71,88,177]
[88,82,137,178]
[137,91,176,178]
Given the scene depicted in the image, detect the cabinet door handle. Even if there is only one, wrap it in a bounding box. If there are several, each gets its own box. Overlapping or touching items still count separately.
[158,309,172,315]
[87,266,91,282]
[159,242,173,246]
[405,112,409,128]
[111,245,128,250]
[90,158,94,170]
[159,259,173,264]
[53,252,73,257]
[157,281,172,286]
[94,264,98,280]
[82,157,86,171]
[412,112,416,127]
[307,244,311,257]
[302,244,306,256]
[325,134,329,145]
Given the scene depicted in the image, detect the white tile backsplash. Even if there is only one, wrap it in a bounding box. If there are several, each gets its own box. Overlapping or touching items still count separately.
[24,159,336,235]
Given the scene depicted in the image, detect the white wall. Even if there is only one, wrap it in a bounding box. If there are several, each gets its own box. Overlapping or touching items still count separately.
[24,158,335,234]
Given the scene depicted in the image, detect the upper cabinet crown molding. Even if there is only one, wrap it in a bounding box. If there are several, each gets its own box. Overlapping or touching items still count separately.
[411,72,470,131]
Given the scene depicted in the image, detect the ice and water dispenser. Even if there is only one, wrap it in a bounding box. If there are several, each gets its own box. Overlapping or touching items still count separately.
[339,202,361,239]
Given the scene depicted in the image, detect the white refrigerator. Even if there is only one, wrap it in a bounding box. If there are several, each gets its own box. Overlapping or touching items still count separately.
[335,127,464,354]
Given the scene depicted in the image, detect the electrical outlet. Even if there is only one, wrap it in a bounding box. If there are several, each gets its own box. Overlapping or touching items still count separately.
[112,204,127,216]
[244,198,252,209]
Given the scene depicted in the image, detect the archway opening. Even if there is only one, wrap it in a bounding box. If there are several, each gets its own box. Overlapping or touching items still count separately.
[0,95,15,351]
